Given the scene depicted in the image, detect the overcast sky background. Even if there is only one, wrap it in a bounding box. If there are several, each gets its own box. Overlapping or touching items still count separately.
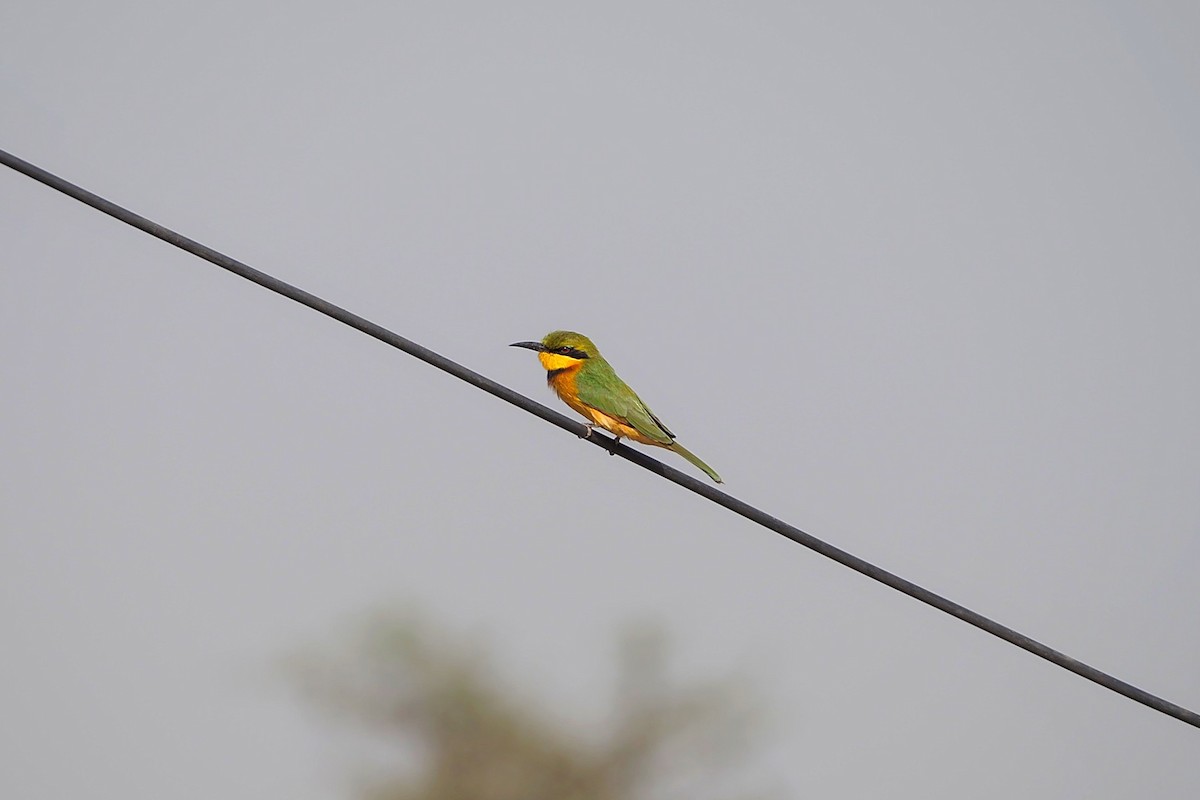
[3,2,1199,798]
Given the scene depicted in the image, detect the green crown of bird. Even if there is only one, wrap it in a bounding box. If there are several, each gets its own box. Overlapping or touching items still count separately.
[510,331,723,483]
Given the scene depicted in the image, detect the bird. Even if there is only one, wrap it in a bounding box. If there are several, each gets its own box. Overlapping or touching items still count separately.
[510,330,723,483]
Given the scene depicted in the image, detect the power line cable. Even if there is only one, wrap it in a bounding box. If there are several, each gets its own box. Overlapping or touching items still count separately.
[2,147,1197,730]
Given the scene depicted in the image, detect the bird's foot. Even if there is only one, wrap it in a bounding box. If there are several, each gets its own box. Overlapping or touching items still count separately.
[608,437,620,455]
[580,423,595,440]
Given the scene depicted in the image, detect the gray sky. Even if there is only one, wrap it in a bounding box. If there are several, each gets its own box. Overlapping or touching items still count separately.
[3,2,1198,798]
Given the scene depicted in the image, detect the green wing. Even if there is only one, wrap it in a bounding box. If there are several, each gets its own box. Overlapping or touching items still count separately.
[575,360,675,445]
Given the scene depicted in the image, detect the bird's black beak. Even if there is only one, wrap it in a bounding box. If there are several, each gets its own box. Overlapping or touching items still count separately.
[509,341,547,352]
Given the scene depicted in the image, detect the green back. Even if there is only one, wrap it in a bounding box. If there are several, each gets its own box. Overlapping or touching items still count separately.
[574,357,675,445]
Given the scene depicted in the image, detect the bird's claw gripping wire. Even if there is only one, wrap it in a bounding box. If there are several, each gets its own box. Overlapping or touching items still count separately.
[580,423,619,455]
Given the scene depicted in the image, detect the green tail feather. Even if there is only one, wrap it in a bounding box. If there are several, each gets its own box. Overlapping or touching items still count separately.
[669,442,723,484]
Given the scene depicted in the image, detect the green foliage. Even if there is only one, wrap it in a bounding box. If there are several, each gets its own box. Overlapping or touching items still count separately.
[288,613,765,800]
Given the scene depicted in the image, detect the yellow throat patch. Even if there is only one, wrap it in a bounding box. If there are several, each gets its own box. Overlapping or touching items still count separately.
[537,351,584,372]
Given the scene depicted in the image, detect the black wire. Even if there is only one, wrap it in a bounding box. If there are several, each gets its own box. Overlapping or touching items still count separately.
[3,147,1197,730]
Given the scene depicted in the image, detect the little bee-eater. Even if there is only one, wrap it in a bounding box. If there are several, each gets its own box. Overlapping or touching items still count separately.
[510,331,723,483]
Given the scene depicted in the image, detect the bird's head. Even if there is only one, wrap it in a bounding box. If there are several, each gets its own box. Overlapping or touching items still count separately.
[510,330,600,371]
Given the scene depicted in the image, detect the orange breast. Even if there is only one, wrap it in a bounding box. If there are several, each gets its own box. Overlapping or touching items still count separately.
[547,367,665,446]
[547,366,589,417]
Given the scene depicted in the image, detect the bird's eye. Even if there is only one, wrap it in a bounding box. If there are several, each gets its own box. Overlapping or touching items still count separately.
[558,346,573,354]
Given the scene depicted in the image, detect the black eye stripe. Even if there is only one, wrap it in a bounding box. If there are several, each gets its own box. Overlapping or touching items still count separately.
[553,346,588,359]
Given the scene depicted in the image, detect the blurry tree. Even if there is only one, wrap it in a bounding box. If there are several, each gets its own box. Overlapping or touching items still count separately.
[287,612,768,800]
